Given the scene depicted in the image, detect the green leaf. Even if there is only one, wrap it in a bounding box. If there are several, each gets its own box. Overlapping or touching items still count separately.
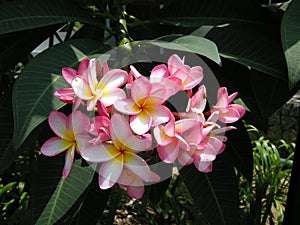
[12,39,109,149]
[281,0,300,88]
[144,0,287,81]
[0,88,15,174]
[156,0,277,29]
[179,150,238,225]
[0,182,17,197]
[226,121,253,182]
[0,24,62,75]
[152,35,221,65]
[205,26,287,81]
[143,163,173,204]
[71,175,111,225]
[0,88,55,174]
[0,0,101,35]
[31,155,94,225]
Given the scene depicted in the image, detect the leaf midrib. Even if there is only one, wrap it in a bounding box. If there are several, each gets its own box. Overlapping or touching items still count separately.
[13,75,61,148]
[204,174,226,225]
[150,17,272,27]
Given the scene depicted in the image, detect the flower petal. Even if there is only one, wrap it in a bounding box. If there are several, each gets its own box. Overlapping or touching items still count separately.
[228,92,239,104]
[130,110,152,135]
[123,134,152,153]
[153,126,173,146]
[71,77,93,100]
[99,69,128,89]
[194,160,213,173]
[129,65,142,78]
[98,155,124,189]
[79,141,118,163]
[88,58,99,91]
[218,107,243,123]
[78,58,90,76]
[48,111,69,139]
[114,99,141,115]
[150,64,169,81]
[187,85,206,113]
[41,137,72,156]
[231,104,246,118]
[124,152,153,182]
[216,87,229,108]
[118,169,145,199]
[54,87,74,98]
[198,143,216,161]
[145,105,170,126]
[62,146,75,178]
[110,114,132,149]
[178,150,193,166]
[168,54,185,75]
[97,101,110,117]
[86,90,101,111]
[126,184,144,199]
[69,111,90,137]
[62,68,78,84]
[157,139,179,163]
[101,88,126,107]
[148,82,173,104]
[182,66,203,90]
[131,76,151,104]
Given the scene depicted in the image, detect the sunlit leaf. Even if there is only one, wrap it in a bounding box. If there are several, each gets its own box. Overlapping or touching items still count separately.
[226,121,253,182]
[31,156,94,225]
[179,150,238,225]
[281,0,300,88]
[153,35,221,65]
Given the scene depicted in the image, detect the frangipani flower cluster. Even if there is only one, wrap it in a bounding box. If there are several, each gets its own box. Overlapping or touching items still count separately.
[41,54,245,199]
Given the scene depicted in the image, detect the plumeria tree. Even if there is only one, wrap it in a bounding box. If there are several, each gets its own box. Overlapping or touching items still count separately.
[0,0,299,225]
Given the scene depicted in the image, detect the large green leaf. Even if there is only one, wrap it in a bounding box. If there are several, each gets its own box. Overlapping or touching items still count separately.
[0,24,62,75]
[142,0,287,81]
[226,121,253,182]
[0,87,55,174]
[0,0,101,35]
[156,0,277,29]
[12,39,109,149]
[31,155,95,225]
[0,88,15,174]
[153,35,221,65]
[281,0,300,88]
[204,26,287,81]
[70,175,111,225]
[179,150,238,225]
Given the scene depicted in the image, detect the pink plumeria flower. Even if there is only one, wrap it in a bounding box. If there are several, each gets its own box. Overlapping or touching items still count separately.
[129,64,182,96]
[71,58,128,111]
[41,111,90,178]
[178,112,235,173]
[211,87,246,123]
[186,85,207,114]
[174,85,207,123]
[153,113,201,163]
[88,101,111,144]
[88,116,111,144]
[114,76,172,135]
[168,54,203,90]
[79,114,159,198]
[118,168,148,199]
[54,59,89,104]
